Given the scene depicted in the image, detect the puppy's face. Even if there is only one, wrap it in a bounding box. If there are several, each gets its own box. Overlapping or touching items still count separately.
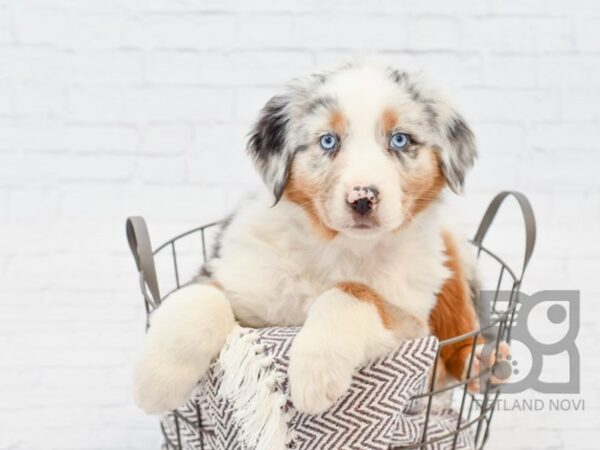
[248,63,476,239]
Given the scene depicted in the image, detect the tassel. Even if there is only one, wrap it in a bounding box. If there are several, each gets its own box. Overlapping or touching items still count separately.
[218,326,291,450]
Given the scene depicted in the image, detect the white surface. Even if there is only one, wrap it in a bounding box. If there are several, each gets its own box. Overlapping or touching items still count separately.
[0,0,599,448]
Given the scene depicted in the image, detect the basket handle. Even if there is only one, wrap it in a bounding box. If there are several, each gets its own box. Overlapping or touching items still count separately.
[472,191,536,280]
[126,216,161,306]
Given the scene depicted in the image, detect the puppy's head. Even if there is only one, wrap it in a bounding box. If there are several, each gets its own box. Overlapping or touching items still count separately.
[248,62,476,239]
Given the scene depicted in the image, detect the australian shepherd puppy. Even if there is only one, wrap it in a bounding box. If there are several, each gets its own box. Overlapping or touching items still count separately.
[133,61,483,415]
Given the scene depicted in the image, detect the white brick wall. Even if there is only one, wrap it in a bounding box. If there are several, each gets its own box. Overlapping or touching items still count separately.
[1,1,599,449]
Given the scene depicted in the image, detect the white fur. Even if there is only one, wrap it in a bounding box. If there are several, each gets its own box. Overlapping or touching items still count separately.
[133,284,235,413]
[213,191,450,329]
[288,286,425,414]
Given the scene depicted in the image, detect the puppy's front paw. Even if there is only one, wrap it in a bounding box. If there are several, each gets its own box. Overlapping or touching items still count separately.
[132,284,235,414]
[289,353,354,415]
[288,337,355,415]
[133,354,206,414]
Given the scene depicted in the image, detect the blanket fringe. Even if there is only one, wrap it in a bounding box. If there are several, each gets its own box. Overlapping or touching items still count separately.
[218,326,291,450]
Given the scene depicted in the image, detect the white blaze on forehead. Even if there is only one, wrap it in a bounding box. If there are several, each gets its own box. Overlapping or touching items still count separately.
[323,66,400,138]
[314,68,401,196]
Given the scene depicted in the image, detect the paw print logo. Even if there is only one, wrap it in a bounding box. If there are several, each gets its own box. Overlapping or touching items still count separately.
[479,290,580,394]
[493,352,519,381]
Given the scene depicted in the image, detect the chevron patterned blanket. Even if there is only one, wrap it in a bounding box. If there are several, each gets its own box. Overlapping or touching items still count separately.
[160,327,475,450]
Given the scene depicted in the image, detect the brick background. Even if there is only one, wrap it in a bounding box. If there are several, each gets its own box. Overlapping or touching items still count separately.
[0,1,599,449]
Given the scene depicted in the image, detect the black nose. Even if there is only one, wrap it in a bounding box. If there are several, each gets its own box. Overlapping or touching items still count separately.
[351,197,373,216]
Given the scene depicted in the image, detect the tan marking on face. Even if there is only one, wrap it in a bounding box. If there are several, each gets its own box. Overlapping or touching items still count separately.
[284,163,338,240]
[382,109,398,135]
[429,230,482,381]
[402,148,446,219]
[336,281,392,328]
[328,110,346,136]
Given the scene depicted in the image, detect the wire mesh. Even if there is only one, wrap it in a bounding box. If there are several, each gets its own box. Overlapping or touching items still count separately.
[128,193,535,450]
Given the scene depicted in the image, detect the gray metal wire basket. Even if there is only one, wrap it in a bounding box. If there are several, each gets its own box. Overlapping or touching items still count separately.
[126,191,536,450]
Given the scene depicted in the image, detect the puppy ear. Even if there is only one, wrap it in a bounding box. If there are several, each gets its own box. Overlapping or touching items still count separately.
[388,69,477,193]
[438,112,477,193]
[247,95,294,204]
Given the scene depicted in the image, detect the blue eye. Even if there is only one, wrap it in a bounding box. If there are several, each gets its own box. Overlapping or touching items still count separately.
[320,133,338,151]
[389,132,410,151]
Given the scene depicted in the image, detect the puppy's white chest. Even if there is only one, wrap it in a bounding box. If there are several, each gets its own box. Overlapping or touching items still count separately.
[254,244,385,325]
[267,266,326,324]
[212,194,448,328]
